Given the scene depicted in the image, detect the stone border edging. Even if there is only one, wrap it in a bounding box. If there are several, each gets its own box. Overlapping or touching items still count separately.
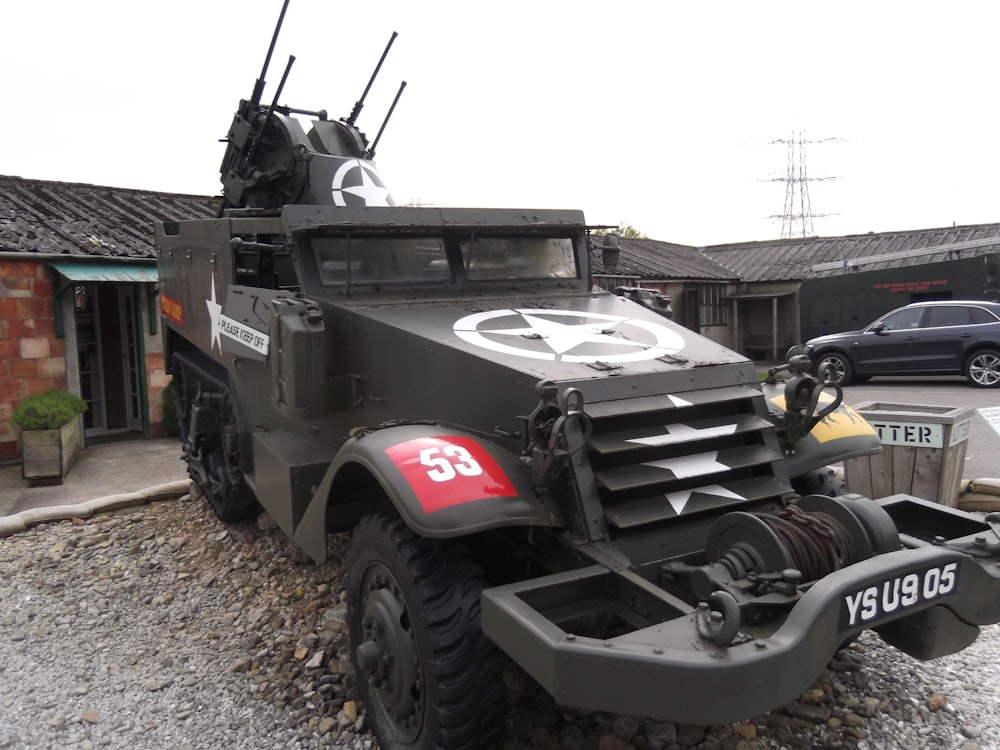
[0,480,192,538]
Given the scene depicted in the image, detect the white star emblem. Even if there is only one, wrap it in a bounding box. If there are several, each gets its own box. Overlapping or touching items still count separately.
[453,309,684,364]
[642,451,728,478]
[488,313,650,355]
[331,159,393,207]
[627,423,737,447]
[665,484,745,515]
[206,273,222,353]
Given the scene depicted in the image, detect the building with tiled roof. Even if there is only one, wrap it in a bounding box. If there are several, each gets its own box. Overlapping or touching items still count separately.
[4,173,999,462]
[0,175,218,461]
[591,223,1000,359]
[702,223,1000,282]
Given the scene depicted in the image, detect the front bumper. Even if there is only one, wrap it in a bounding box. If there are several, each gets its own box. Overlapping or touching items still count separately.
[482,504,1000,724]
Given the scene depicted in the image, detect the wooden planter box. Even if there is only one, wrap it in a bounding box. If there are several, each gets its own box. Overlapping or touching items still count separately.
[843,402,974,506]
[21,414,85,482]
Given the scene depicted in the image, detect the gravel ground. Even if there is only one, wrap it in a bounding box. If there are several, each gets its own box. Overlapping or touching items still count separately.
[1,495,998,750]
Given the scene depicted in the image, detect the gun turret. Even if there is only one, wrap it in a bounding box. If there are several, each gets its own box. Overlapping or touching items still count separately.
[218,1,403,212]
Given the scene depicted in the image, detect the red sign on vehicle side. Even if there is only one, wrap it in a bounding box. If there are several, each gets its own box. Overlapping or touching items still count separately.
[161,293,183,325]
[385,436,517,514]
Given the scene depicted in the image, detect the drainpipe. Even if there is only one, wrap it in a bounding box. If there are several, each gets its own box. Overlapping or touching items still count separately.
[134,285,151,439]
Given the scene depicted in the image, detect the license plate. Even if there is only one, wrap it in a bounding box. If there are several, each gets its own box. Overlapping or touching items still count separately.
[839,562,958,630]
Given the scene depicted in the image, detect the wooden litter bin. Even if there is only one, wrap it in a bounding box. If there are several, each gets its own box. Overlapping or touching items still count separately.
[844,402,974,506]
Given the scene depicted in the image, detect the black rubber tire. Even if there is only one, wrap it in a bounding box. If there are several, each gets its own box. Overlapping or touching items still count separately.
[965,348,1000,388]
[347,513,505,750]
[815,351,854,386]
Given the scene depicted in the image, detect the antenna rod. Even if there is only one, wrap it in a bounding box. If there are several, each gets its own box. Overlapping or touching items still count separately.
[346,31,398,126]
[368,80,406,158]
[251,0,291,107]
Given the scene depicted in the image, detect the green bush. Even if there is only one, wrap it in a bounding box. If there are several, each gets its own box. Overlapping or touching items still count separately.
[11,389,88,431]
[162,382,179,437]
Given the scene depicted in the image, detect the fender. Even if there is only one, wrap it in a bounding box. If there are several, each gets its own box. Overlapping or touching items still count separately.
[294,424,564,562]
[760,381,881,478]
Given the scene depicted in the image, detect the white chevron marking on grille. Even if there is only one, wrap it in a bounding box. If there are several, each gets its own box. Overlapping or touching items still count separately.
[627,423,737,447]
[668,394,693,407]
[642,451,727,478]
[666,484,745,515]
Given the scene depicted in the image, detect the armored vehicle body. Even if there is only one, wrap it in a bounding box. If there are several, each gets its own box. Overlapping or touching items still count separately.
[156,7,1000,748]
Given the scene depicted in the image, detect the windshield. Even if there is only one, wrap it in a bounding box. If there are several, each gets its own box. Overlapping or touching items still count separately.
[313,236,450,285]
[462,237,577,280]
[309,232,579,287]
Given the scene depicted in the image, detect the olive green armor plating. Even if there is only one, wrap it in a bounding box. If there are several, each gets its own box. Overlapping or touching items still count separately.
[155,5,1000,746]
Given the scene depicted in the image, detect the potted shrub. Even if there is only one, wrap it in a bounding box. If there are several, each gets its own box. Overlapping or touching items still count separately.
[11,389,88,481]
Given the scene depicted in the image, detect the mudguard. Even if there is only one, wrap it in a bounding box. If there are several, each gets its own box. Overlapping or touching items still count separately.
[294,424,564,561]
[760,382,881,478]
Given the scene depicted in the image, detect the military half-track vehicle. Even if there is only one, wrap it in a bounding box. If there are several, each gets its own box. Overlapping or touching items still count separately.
[156,6,1000,748]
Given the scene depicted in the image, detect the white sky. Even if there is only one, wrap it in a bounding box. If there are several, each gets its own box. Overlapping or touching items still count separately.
[3,1,999,246]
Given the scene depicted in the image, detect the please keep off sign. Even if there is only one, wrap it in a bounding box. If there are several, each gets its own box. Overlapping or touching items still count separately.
[868,419,972,448]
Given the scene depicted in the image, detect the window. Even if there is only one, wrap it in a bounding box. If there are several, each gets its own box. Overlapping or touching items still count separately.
[926,306,971,328]
[461,237,577,280]
[877,307,923,331]
[970,306,999,325]
[698,284,727,327]
[312,236,449,286]
[309,232,579,287]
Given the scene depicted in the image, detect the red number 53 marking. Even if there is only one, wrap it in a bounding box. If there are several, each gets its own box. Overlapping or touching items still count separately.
[419,445,483,482]
[386,436,516,513]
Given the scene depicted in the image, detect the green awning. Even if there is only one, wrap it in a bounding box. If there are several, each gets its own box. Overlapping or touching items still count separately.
[51,262,158,283]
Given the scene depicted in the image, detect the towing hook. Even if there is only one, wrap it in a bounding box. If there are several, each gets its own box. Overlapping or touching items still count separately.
[695,590,742,647]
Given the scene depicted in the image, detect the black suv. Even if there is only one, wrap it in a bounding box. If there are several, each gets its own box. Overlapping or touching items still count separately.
[806,300,1000,388]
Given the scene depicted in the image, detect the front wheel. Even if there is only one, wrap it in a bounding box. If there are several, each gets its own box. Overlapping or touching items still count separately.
[966,349,1000,388]
[347,513,505,750]
[815,351,854,386]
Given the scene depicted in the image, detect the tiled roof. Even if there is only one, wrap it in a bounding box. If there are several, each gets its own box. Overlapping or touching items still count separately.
[701,222,1000,282]
[0,175,219,259]
[592,236,738,281]
[6,174,998,281]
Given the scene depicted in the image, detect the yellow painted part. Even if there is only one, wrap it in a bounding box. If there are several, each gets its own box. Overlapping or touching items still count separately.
[770,393,877,443]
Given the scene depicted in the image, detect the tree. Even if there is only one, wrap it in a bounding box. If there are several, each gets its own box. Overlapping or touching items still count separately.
[594,223,648,239]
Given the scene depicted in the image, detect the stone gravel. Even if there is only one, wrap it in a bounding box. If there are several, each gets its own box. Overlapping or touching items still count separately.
[1,495,998,750]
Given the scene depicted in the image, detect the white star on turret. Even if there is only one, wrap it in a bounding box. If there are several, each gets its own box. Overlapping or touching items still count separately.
[340,166,391,206]
[331,159,393,207]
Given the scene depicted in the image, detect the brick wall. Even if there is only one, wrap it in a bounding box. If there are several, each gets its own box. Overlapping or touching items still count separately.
[0,258,67,461]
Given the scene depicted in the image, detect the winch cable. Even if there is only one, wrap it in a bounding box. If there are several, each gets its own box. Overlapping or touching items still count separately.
[756,505,852,581]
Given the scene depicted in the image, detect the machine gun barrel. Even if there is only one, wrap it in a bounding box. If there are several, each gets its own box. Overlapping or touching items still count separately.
[250,0,291,108]
[345,31,398,126]
[369,80,407,158]
[249,54,296,158]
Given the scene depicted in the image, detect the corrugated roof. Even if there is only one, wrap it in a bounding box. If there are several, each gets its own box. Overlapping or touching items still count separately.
[591,236,737,281]
[701,223,1000,282]
[0,175,220,258]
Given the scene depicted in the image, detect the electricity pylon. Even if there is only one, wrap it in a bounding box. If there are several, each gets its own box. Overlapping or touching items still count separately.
[765,133,839,239]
